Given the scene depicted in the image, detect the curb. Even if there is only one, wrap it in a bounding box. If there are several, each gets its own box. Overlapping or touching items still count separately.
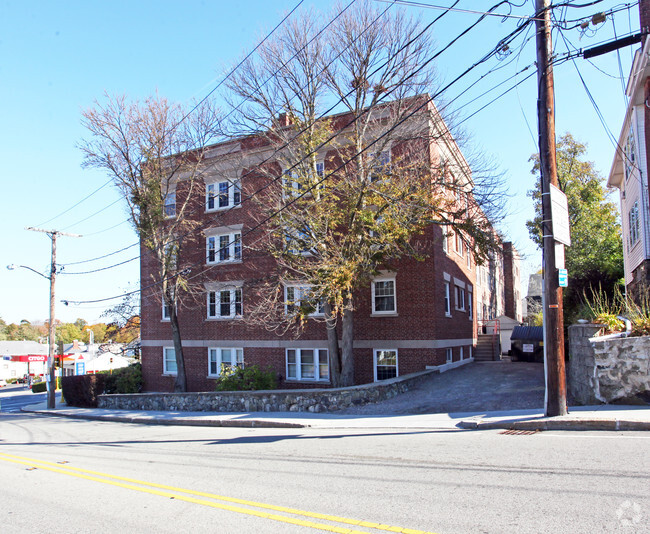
[459,418,650,431]
[22,408,307,429]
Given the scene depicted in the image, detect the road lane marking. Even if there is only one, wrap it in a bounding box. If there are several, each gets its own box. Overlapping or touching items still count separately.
[0,452,435,534]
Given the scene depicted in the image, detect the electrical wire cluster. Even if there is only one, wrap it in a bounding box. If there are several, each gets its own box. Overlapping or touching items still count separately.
[51,0,639,309]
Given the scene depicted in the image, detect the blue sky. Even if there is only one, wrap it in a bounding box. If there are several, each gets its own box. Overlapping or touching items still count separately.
[0,0,639,325]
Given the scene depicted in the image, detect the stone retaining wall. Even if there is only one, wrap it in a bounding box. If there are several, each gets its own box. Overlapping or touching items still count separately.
[569,324,650,405]
[98,369,436,413]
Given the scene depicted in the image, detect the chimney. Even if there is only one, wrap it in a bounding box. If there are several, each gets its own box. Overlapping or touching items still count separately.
[73,340,79,350]
[277,113,292,127]
[641,0,650,45]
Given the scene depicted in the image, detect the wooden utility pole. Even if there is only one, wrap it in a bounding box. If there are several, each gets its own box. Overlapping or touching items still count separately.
[535,0,567,417]
[27,227,81,409]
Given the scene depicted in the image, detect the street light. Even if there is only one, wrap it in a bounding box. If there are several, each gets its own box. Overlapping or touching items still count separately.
[7,227,81,409]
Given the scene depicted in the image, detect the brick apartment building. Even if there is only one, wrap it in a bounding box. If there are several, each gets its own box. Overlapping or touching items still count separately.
[140,96,519,392]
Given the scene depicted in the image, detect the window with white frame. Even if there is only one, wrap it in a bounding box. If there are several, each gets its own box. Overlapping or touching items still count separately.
[207,287,242,319]
[370,150,391,182]
[444,281,451,316]
[163,347,177,374]
[455,285,465,311]
[208,347,243,377]
[442,230,449,254]
[625,127,636,181]
[286,348,329,381]
[206,180,241,211]
[282,168,303,198]
[446,347,453,363]
[372,277,396,314]
[164,192,176,217]
[162,300,171,321]
[207,232,242,264]
[374,349,398,381]
[468,291,473,320]
[455,232,464,256]
[316,161,325,178]
[284,227,314,255]
[285,285,323,316]
[629,201,640,248]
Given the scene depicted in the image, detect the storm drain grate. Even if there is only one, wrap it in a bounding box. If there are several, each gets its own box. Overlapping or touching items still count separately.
[499,429,541,435]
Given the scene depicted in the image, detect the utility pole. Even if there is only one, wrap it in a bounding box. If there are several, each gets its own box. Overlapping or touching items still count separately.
[27,227,81,409]
[535,0,567,417]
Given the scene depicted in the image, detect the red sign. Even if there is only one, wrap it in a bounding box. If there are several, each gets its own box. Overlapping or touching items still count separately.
[17,355,47,362]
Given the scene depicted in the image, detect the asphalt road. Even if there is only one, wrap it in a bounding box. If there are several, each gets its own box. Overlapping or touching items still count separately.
[0,384,48,413]
[0,413,648,533]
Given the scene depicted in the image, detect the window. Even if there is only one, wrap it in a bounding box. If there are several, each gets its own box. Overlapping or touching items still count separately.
[370,150,391,182]
[283,169,302,198]
[455,285,465,311]
[444,281,451,316]
[629,201,640,248]
[208,287,242,319]
[206,180,241,210]
[162,300,171,321]
[374,349,398,381]
[284,227,314,255]
[163,347,177,374]
[460,347,464,360]
[207,233,242,264]
[625,127,636,181]
[372,277,396,314]
[446,348,453,363]
[286,349,329,381]
[208,348,243,377]
[442,230,449,254]
[164,192,176,217]
[285,285,323,316]
[316,161,325,178]
[455,232,464,256]
[468,291,473,320]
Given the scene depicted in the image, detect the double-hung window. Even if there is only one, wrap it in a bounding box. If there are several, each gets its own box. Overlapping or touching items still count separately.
[455,285,466,311]
[316,161,325,178]
[206,180,241,211]
[370,150,391,182]
[444,281,451,316]
[208,287,242,319]
[164,192,176,218]
[283,169,302,198]
[208,348,243,377]
[163,347,177,374]
[286,348,329,381]
[455,232,464,257]
[468,290,473,320]
[372,277,396,314]
[285,285,323,316]
[207,232,242,264]
[374,349,398,381]
[629,201,640,248]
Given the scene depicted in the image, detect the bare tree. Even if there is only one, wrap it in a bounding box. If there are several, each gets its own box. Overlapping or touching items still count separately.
[80,94,221,391]
[226,2,505,386]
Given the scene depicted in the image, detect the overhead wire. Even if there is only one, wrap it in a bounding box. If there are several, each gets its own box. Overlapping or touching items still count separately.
[65,1,536,305]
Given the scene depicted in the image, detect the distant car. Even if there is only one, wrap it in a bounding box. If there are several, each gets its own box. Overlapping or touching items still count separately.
[0,379,7,387]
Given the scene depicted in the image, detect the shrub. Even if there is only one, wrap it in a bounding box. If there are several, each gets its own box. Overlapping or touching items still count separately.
[215,364,277,391]
[102,363,143,394]
[61,374,107,407]
[31,381,47,393]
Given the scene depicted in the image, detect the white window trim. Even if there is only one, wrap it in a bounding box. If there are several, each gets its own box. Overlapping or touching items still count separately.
[455,232,464,257]
[446,348,453,363]
[455,285,466,312]
[284,284,323,316]
[444,281,451,317]
[373,349,398,382]
[208,347,244,377]
[468,290,473,320]
[206,232,242,265]
[286,348,329,382]
[207,287,243,319]
[206,179,241,212]
[371,276,397,316]
[163,347,177,376]
[164,191,176,218]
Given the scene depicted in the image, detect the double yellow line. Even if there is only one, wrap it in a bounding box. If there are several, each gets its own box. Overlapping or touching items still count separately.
[0,452,436,534]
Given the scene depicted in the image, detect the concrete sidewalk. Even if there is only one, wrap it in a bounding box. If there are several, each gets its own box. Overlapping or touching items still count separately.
[20,400,650,431]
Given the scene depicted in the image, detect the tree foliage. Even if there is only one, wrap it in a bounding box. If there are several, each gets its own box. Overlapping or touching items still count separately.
[226,2,505,386]
[527,133,624,322]
[80,94,221,391]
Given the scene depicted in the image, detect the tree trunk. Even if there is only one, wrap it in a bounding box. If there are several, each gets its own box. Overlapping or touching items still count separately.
[323,302,342,387]
[340,299,355,387]
[167,300,187,392]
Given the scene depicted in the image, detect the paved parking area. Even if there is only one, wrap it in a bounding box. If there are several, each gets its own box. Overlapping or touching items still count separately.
[340,361,545,415]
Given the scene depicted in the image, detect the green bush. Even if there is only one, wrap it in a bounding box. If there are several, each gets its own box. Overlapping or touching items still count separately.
[102,363,143,394]
[215,364,277,391]
[31,381,47,393]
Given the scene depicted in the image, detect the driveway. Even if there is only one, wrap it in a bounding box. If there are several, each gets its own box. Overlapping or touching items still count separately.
[340,361,545,415]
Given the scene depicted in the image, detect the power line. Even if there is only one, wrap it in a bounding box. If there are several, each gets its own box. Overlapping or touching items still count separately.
[65,3,535,305]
